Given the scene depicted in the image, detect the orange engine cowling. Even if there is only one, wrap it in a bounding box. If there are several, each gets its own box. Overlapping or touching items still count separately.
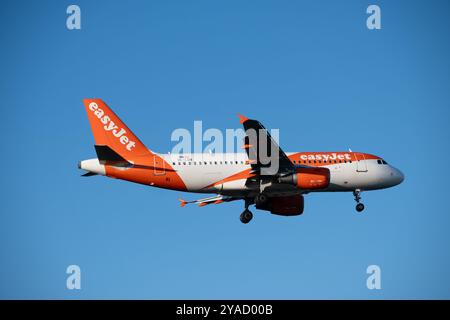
[278,167,330,190]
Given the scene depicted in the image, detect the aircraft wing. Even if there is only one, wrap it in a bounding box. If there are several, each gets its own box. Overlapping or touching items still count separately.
[179,195,241,207]
[238,114,295,176]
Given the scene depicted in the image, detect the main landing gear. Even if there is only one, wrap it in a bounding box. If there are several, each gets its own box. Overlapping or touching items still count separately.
[240,199,254,224]
[240,209,253,224]
[353,189,365,213]
[239,194,270,223]
[254,193,269,207]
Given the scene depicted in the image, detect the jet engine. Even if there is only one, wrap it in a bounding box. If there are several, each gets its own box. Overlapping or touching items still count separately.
[255,194,304,216]
[278,167,330,190]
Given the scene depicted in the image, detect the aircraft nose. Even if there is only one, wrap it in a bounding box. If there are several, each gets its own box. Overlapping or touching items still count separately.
[398,169,405,184]
[390,167,404,186]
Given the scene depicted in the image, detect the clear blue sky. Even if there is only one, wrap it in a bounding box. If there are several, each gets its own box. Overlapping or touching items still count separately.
[1,0,449,299]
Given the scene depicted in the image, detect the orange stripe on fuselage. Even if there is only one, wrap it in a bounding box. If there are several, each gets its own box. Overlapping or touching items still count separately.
[104,155,187,191]
[203,168,256,189]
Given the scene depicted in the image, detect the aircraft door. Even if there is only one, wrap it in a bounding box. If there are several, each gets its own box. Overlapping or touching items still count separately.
[153,155,166,175]
[355,153,368,172]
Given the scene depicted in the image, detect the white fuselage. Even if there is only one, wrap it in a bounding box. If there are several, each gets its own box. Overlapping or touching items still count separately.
[160,152,404,196]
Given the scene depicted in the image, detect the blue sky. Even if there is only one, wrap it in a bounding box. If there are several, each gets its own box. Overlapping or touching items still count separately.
[1,0,450,299]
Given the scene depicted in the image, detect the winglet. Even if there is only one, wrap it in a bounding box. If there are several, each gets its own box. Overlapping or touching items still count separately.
[237,114,249,124]
[179,198,187,207]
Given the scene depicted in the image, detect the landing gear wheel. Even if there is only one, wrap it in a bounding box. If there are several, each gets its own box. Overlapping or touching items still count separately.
[356,203,365,212]
[240,209,253,224]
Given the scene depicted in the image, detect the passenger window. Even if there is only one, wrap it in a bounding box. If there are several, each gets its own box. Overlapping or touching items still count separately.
[172,162,175,165]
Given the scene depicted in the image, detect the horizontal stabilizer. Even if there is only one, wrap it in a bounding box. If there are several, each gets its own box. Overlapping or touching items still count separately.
[179,195,240,207]
[81,171,98,177]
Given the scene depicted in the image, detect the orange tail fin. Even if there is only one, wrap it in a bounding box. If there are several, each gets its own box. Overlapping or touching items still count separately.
[83,99,153,162]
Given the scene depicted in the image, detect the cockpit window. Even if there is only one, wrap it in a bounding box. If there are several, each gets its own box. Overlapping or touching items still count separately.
[377,159,388,165]
[382,160,388,165]
[377,159,382,165]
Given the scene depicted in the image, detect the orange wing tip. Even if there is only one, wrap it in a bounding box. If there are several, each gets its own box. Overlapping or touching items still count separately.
[179,198,187,207]
[214,200,224,204]
[237,114,249,124]
[198,203,208,207]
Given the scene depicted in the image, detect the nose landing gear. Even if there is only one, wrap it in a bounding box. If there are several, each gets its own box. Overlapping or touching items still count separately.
[353,189,365,212]
[356,203,365,212]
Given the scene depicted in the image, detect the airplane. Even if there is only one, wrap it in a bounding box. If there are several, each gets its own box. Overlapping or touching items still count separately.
[78,99,404,224]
